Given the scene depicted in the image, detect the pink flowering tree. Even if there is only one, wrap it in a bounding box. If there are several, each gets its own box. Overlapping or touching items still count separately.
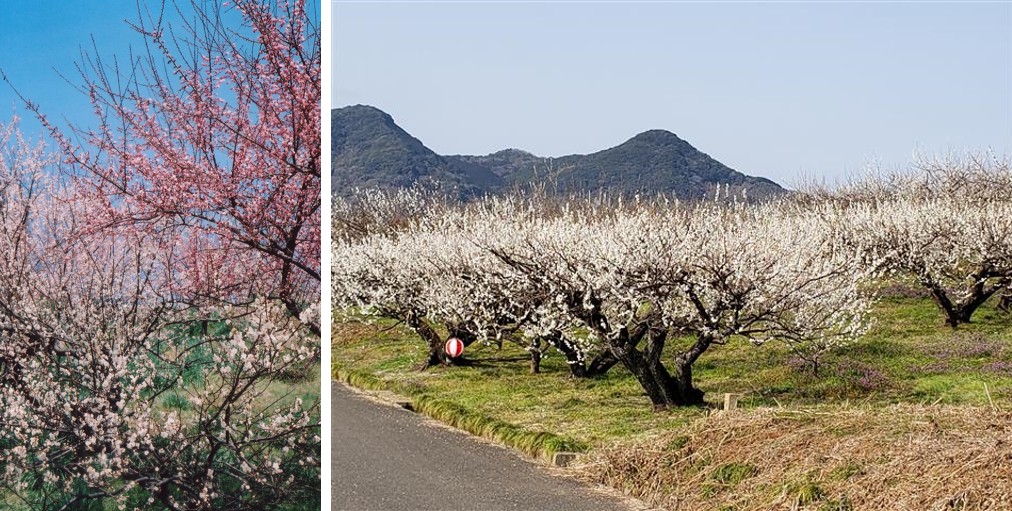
[0,0,321,507]
[21,0,321,336]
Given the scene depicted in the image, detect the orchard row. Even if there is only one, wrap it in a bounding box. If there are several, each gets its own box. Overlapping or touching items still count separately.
[333,153,1012,409]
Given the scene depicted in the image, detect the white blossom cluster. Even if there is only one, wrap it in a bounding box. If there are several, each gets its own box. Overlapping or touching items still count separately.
[0,122,319,509]
[334,155,1011,404]
[816,152,1012,326]
[333,192,873,403]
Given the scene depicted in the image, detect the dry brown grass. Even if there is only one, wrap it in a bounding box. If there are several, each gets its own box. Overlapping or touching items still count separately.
[579,404,1012,510]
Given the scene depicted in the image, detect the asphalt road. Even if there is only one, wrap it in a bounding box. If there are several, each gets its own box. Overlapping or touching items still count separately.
[332,382,634,511]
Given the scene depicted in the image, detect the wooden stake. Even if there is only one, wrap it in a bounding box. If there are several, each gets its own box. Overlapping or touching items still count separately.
[723,393,740,411]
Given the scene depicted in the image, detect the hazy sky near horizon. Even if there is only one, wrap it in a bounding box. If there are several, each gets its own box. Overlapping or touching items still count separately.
[334,1,1012,186]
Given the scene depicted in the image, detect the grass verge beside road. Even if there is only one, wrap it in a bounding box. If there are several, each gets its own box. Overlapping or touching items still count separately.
[333,294,1012,509]
[334,365,588,460]
[583,403,1012,510]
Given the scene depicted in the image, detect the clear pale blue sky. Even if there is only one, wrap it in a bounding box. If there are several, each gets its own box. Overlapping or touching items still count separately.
[334,1,1012,186]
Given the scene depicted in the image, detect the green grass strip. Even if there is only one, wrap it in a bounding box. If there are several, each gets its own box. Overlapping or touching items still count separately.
[333,365,588,460]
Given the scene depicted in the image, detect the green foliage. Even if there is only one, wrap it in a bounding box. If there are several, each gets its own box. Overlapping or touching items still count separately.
[820,495,855,511]
[665,435,690,451]
[829,463,864,481]
[786,475,826,506]
[701,462,758,498]
[162,392,191,411]
[711,463,758,485]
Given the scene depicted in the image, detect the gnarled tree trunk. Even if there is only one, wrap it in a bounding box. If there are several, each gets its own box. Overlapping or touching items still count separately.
[568,292,692,409]
[611,327,700,409]
[586,349,620,377]
[999,288,1012,313]
[541,331,619,378]
[920,274,1008,328]
[529,339,542,374]
[669,334,713,406]
[405,312,448,370]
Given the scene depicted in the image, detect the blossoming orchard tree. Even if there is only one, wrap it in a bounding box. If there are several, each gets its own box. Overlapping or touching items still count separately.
[480,202,871,407]
[844,198,1012,327]
[332,195,620,375]
[0,0,321,508]
[0,122,319,510]
[809,152,1012,327]
[333,195,873,409]
[23,0,321,335]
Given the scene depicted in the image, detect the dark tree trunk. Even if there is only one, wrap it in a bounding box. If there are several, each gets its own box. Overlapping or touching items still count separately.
[612,328,697,409]
[999,289,1012,313]
[544,332,587,377]
[405,312,448,370]
[542,330,620,378]
[619,351,681,409]
[529,339,542,374]
[447,323,480,348]
[414,320,482,370]
[565,291,691,408]
[670,357,705,406]
[921,275,1005,328]
[668,333,714,406]
[586,349,620,377]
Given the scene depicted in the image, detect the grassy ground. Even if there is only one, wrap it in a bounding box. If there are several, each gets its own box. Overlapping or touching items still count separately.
[333,295,1012,447]
[333,291,1012,510]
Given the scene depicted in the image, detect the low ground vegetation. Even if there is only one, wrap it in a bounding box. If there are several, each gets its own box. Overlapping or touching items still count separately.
[333,293,1012,442]
[586,404,1012,511]
[333,293,1012,510]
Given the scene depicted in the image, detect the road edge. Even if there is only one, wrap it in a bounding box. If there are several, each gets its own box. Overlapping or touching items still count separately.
[332,365,589,463]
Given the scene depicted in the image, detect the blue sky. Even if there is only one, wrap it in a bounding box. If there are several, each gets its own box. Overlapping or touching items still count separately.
[0,2,151,139]
[3,1,319,146]
[334,1,1012,186]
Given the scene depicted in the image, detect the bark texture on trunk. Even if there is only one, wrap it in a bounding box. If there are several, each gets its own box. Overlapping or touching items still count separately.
[406,312,448,370]
[586,349,620,377]
[529,346,542,374]
[669,334,713,406]
[998,289,1012,313]
[612,327,705,409]
[921,275,1007,328]
[567,293,695,408]
[541,331,619,378]
[447,322,480,348]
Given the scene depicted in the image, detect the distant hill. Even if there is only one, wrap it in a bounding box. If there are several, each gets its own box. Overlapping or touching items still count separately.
[333,105,784,199]
[331,105,499,197]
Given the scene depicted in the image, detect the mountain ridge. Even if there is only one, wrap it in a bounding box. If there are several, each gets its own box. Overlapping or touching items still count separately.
[332,104,784,199]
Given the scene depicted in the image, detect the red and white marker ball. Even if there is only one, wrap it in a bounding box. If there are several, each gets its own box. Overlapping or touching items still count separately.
[444,337,465,358]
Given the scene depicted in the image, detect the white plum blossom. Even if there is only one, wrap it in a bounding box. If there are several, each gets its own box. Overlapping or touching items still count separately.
[0,121,320,510]
[333,192,872,407]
